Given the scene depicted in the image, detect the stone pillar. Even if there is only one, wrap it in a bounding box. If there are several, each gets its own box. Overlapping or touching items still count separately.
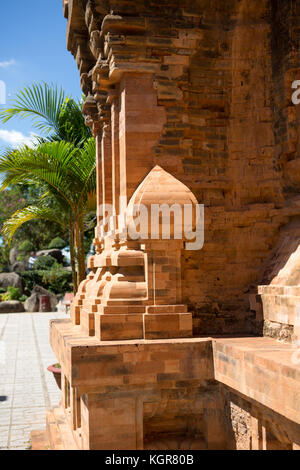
[118,73,166,203]
[110,91,120,219]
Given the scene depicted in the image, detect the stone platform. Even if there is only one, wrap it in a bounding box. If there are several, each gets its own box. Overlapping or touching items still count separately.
[32,318,300,450]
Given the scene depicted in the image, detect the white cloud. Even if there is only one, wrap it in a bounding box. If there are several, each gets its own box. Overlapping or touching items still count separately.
[0,129,36,148]
[0,59,16,69]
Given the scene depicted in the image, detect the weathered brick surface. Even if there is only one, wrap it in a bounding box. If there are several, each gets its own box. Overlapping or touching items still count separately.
[48,319,300,449]
[213,337,300,426]
[65,0,300,337]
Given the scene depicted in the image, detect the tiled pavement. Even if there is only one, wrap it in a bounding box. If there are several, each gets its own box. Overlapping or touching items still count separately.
[0,312,65,450]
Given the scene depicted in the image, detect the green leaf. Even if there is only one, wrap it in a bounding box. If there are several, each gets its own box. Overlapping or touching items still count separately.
[2,205,66,245]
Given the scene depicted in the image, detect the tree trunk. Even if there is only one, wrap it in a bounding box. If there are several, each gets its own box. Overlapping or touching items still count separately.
[79,211,86,283]
[69,222,77,294]
[74,213,86,286]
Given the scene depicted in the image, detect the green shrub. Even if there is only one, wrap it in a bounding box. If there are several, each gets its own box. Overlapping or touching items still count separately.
[2,286,22,301]
[21,271,41,294]
[19,295,28,302]
[17,254,27,262]
[21,267,72,295]
[48,237,67,250]
[0,287,6,294]
[41,264,72,294]
[18,240,35,252]
[33,255,56,270]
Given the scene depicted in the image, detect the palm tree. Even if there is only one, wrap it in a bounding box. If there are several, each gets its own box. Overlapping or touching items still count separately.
[0,84,96,292]
[0,82,91,145]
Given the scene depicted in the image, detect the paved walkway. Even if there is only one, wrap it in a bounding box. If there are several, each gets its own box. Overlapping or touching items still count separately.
[0,312,66,450]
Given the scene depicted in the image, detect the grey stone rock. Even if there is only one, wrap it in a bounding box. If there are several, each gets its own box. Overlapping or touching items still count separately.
[11,261,26,273]
[24,294,39,313]
[9,247,18,265]
[0,272,23,293]
[36,249,63,264]
[25,285,58,312]
[0,300,25,313]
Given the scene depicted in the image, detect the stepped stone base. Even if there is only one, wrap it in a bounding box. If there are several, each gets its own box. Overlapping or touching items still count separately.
[31,408,79,451]
[31,320,300,450]
[46,407,78,450]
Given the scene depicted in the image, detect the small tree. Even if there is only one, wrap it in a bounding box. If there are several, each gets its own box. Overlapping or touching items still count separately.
[18,240,35,252]
[0,83,96,292]
[48,237,67,249]
[33,255,56,270]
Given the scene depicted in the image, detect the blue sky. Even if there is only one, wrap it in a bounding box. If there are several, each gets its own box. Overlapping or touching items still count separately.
[0,0,82,150]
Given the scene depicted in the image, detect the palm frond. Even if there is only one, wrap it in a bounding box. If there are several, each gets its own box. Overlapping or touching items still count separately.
[0,142,81,209]
[57,99,92,145]
[75,138,97,203]
[2,205,66,245]
[0,83,67,136]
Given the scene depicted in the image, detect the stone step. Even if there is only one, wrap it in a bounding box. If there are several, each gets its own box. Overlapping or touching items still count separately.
[99,305,146,314]
[46,409,64,450]
[146,304,188,314]
[45,407,78,450]
[53,407,78,450]
[30,430,49,451]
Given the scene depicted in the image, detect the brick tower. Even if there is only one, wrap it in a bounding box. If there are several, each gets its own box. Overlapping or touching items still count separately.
[33,0,300,450]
